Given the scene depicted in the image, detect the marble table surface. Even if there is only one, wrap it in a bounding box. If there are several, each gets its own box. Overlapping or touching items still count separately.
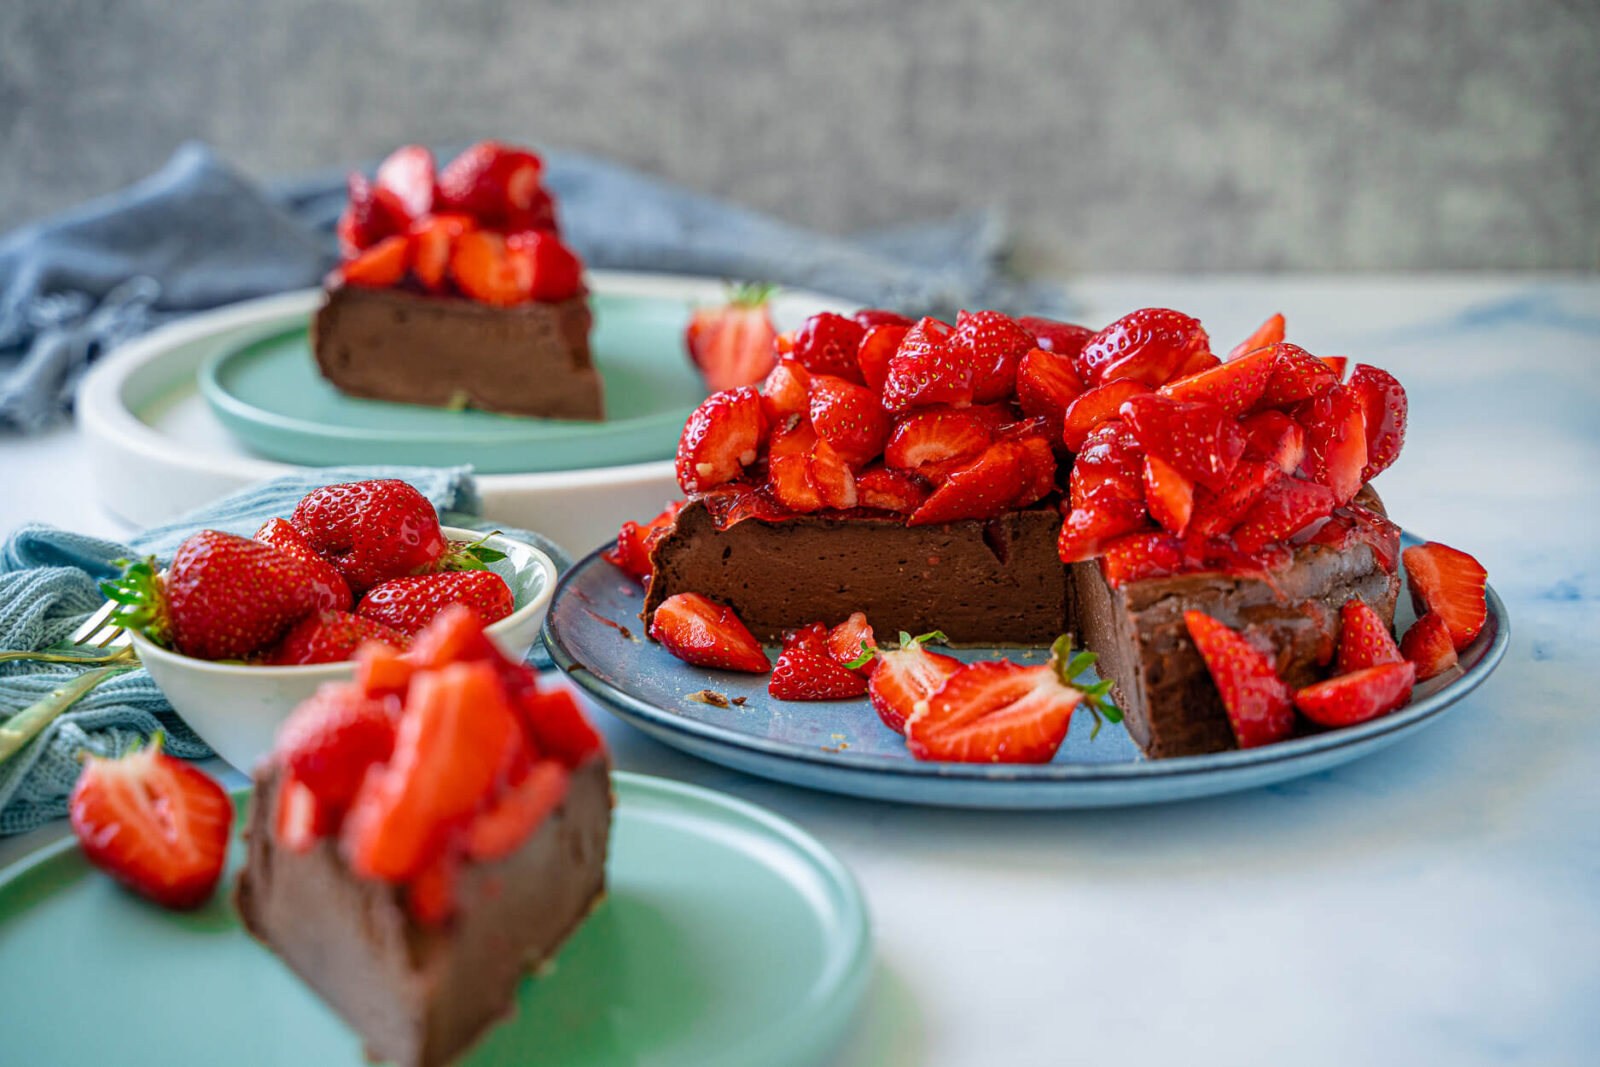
[1,274,1595,1066]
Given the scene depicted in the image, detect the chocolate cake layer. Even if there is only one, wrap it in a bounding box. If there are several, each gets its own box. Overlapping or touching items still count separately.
[1072,492,1402,758]
[236,757,612,1067]
[643,499,1071,644]
[311,286,603,420]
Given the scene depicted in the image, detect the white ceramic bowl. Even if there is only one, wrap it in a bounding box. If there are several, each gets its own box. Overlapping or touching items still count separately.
[132,527,557,773]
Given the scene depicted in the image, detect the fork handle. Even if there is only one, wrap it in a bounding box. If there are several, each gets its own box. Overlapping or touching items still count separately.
[0,647,136,666]
[0,664,137,766]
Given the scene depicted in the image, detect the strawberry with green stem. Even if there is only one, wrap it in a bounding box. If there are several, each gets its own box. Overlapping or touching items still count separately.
[686,282,779,392]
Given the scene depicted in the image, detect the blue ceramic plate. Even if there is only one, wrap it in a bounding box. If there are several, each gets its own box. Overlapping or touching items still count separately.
[544,537,1509,808]
[199,291,708,474]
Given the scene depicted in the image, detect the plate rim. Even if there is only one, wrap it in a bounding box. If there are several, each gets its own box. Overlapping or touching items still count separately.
[544,541,1510,785]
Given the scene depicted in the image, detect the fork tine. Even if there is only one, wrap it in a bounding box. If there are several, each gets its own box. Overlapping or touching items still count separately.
[72,601,120,646]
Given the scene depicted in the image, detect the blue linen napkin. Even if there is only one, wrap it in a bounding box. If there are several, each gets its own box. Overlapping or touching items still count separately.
[0,465,568,836]
[1,141,1068,432]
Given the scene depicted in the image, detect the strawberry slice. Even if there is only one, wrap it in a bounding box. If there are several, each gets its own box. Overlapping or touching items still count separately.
[269,610,411,665]
[273,682,397,814]
[1142,454,1194,535]
[810,374,890,466]
[1401,542,1488,651]
[685,283,778,392]
[854,309,913,329]
[1259,343,1340,407]
[375,145,436,221]
[1078,308,1210,387]
[1299,385,1368,504]
[515,687,606,769]
[1057,491,1150,563]
[1239,409,1307,474]
[1015,316,1094,365]
[602,500,684,584]
[675,387,765,492]
[1015,346,1086,441]
[955,310,1036,402]
[760,358,812,423]
[904,635,1118,762]
[68,734,232,910]
[337,171,411,257]
[1226,312,1285,361]
[791,312,867,383]
[436,140,545,227]
[865,631,960,734]
[1400,613,1460,680]
[769,451,824,512]
[466,760,570,862]
[856,323,908,393]
[827,612,876,674]
[1069,421,1145,507]
[406,213,474,292]
[1231,476,1338,553]
[907,441,1023,525]
[1118,394,1244,491]
[357,642,415,697]
[1010,433,1060,507]
[808,440,859,509]
[504,230,584,302]
[1322,356,1349,380]
[340,234,410,288]
[1187,461,1282,539]
[1158,343,1275,416]
[881,317,975,413]
[1347,364,1408,481]
[449,230,531,306]
[255,516,353,612]
[1098,531,1185,585]
[1335,598,1404,674]
[1183,611,1294,748]
[1060,379,1153,451]
[648,593,771,673]
[883,406,995,481]
[1294,661,1416,727]
[769,622,869,700]
[854,465,929,513]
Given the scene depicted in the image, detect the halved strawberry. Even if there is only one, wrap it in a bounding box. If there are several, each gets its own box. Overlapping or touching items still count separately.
[904,635,1118,762]
[769,414,819,461]
[1259,343,1339,407]
[883,405,994,481]
[69,734,232,910]
[854,309,913,330]
[854,465,929,513]
[1118,394,1244,491]
[515,687,606,769]
[1010,433,1060,507]
[907,441,1023,525]
[1057,491,1150,563]
[1239,409,1307,474]
[466,760,569,862]
[1158,343,1275,416]
[675,387,765,492]
[406,213,474,292]
[1099,531,1184,586]
[760,358,812,424]
[769,451,825,512]
[1015,316,1094,364]
[827,612,876,674]
[602,500,683,584]
[1347,364,1408,481]
[1060,379,1153,451]
[1231,477,1338,553]
[1226,312,1285,361]
[808,440,859,509]
[1068,421,1145,506]
[1401,542,1488,651]
[1294,661,1415,727]
[1299,385,1368,504]
[1335,598,1404,674]
[273,682,398,815]
[648,592,771,673]
[856,323,908,393]
[769,622,868,700]
[436,140,545,227]
[881,318,975,413]
[337,171,411,258]
[255,516,353,612]
[449,230,531,306]
[1400,613,1460,680]
[686,283,778,392]
[1015,346,1086,440]
[1183,611,1293,748]
[865,631,960,734]
[1142,454,1194,535]
[791,312,866,383]
[956,310,1036,402]
[1187,461,1281,539]
[1322,355,1349,380]
[810,374,890,466]
[340,234,410,288]
[504,230,584,302]
[1078,308,1210,387]
[269,610,411,665]
[375,145,436,220]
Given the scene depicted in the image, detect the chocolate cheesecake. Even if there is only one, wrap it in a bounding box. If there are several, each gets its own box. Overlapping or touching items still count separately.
[312,286,604,420]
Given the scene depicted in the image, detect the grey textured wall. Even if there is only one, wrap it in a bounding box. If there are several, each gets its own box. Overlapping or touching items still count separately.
[2,0,1596,271]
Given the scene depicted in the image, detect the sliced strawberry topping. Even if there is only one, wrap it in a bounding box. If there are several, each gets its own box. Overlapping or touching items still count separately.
[1015,316,1094,364]
[357,642,415,697]
[1187,461,1282,539]
[1010,433,1060,507]
[274,775,333,854]
[340,234,410,288]
[1142,454,1194,535]
[856,323,909,394]
[827,612,876,674]
[867,631,960,734]
[374,145,436,220]
[1057,491,1150,563]
[1231,477,1338,553]
[407,213,474,292]
[686,283,779,392]
[881,317,975,413]
[1226,312,1285,361]
[854,465,929,513]
[769,622,869,700]
[1400,613,1460,680]
[675,387,765,492]
[1293,661,1415,727]
[449,230,531,306]
[1239,409,1307,474]
[809,374,890,466]
[602,500,684,584]
[648,593,771,673]
[760,358,812,424]
[1183,611,1294,748]
[1099,531,1185,586]
[515,687,607,769]
[907,441,1023,525]
[884,405,995,481]
[1347,364,1408,481]
[854,309,913,330]
[808,440,859,509]
[274,683,398,812]
[1335,598,1404,674]
[955,310,1036,402]
[1078,308,1210,387]
[1015,346,1086,441]
[1158,343,1275,416]
[436,140,545,227]
[1401,542,1488,651]
[337,171,410,258]
[791,312,866,383]
[1068,421,1145,507]
[1260,343,1340,407]
[768,451,824,512]
[1060,379,1153,451]
[1299,384,1368,504]
[504,230,584,303]
[1118,394,1244,491]
[1322,355,1349,380]
[466,760,570,862]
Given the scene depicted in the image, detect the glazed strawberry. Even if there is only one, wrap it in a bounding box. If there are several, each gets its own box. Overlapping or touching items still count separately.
[1294,661,1416,727]
[1009,432,1060,507]
[827,612,876,673]
[884,406,994,482]
[1015,316,1094,364]
[955,310,1036,402]
[1322,355,1349,380]
[1347,364,1408,481]
[1060,379,1153,452]
[904,635,1118,762]
[292,479,448,593]
[649,593,770,672]
[1078,308,1210,387]
[865,631,961,734]
[1142,454,1194,535]
[1299,385,1368,504]
[769,451,824,512]
[407,213,474,292]
[769,622,868,700]
[466,760,569,862]
[1099,531,1184,586]
[1015,346,1085,440]
[1226,312,1285,360]
[810,374,891,466]
[907,441,1023,525]
[337,171,409,258]
[808,440,860,509]
[790,312,866,383]
[675,387,765,492]
[1183,611,1294,748]
[273,682,398,817]
[1186,461,1281,539]
[270,610,411,665]
[854,465,929,513]
[1158,343,1276,416]
[854,309,913,330]
[69,734,232,910]
[602,500,684,583]
[255,516,353,612]
[102,531,319,660]
[686,283,779,393]
[881,317,975,413]
[1118,394,1244,491]
[1069,421,1145,507]
[1057,491,1150,563]
[1239,409,1307,474]
[855,323,908,393]
[340,235,410,288]
[1336,598,1404,674]
[448,230,529,306]
[1400,613,1460,680]
[1231,477,1338,553]
[1401,542,1488,651]
[760,358,812,423]
[374,144,436,220]
[356,571,515,635]
[515,686,607,768]
[436,140,545,228]
[504,230,584,303]
[1259,343,1340,407]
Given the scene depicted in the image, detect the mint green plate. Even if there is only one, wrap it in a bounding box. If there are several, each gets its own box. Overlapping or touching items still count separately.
[199,292,708,474]
[0,773,870,1067]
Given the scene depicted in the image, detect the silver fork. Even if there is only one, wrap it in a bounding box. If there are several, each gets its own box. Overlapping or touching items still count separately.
[0,599,135,666]
[0,601,139,764]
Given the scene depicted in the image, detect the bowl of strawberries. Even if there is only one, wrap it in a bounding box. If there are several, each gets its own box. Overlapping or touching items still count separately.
[104,479,557,771]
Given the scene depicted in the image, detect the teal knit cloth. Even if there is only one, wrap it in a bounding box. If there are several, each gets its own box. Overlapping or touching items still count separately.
[0,465,570,835]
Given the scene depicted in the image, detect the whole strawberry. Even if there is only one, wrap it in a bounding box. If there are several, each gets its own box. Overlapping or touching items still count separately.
[103,530,320,660]
[269,610,411,665]
[355,571,515,635]
[291,480,448,593]
[255,517,353,612]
